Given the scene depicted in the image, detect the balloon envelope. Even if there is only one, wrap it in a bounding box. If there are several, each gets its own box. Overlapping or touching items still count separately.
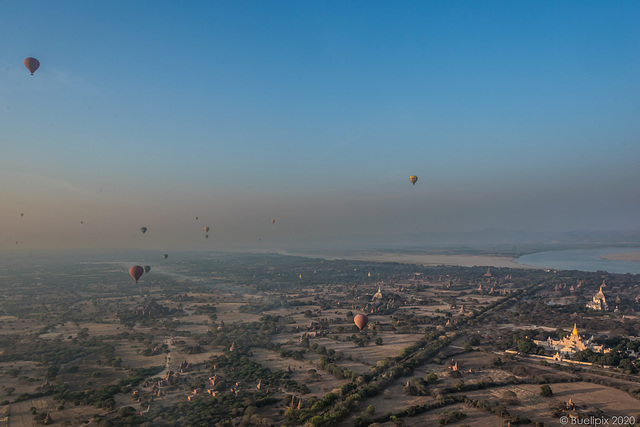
[24,57,40,75]
[141,227,147,234]
[144,265,151,273]
[205,234,209,239]
[204,226,210,233]
[271,219,276,224]
[409,175,418,185]
[354,314,369,331]
[163,254,168,259]
[129,265,144,283]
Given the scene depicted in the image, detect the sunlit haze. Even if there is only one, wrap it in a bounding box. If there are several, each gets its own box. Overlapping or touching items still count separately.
[2,1,639,251]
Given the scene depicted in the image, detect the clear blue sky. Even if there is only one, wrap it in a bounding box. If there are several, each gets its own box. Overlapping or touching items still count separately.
[1,1,639,250]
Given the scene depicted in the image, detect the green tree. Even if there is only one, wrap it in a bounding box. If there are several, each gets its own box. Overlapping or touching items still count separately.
[425,373,438,384]
[540,384,553,397]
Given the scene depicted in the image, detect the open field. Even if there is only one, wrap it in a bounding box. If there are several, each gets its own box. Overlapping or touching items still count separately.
[312,333,426,366]
[367,403,504,427]
[8,398,51,427]
[464,382,640,426]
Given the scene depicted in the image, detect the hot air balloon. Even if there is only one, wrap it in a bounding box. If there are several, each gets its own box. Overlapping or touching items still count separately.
[271,219,276,224]
[144,265,151,273]
[20,213,24,217]
[205,234,209,239]
[195,216,198,220]
[409,176,418,185]
[80,221,84,224]
[141,227,147,234]
[354,314,369,331]
[129,265,144,283]
[204,226,210,233]
[24,57,40,75]
[163,254,168,259]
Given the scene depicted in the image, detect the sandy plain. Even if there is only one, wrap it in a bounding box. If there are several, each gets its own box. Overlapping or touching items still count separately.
[289,251,538,269]
[601,251,640,262]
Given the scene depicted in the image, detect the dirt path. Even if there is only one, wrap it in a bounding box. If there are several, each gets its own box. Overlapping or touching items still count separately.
[157,337,174,378]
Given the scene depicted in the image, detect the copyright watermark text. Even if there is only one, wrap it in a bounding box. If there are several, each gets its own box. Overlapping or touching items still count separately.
[559,415,636,425]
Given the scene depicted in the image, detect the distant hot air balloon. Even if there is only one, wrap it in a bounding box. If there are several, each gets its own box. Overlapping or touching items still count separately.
[20,213,24,217]
[144,265,151,273]
[24,57,40,75]
[195,216,199,220]
[129,265,144,283]
[354,314,369,331]
[141,227,147,234]
[80,221,84,224]
[204,226,210,233]
[409,175,418,185]
[163,254,168,259]
[271,219,276,224]
[205,234,209,239]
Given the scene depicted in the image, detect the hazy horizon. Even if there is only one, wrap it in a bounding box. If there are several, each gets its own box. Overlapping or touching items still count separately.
[2,1,639,251]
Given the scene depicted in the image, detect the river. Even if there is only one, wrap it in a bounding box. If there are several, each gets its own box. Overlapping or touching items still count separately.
[515,247,640,274]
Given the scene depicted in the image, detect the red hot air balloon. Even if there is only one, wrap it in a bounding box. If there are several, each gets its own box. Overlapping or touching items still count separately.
[24,57,40,75]
[129,265,144,283]
[354,314,369,331]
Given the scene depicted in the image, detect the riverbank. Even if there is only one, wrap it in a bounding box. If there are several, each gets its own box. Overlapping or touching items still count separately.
[285,251,539,269]
[601,251,640,262]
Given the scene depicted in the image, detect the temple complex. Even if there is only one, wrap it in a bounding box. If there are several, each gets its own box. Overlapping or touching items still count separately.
[586,282,608,311]
[534,324,609,356]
